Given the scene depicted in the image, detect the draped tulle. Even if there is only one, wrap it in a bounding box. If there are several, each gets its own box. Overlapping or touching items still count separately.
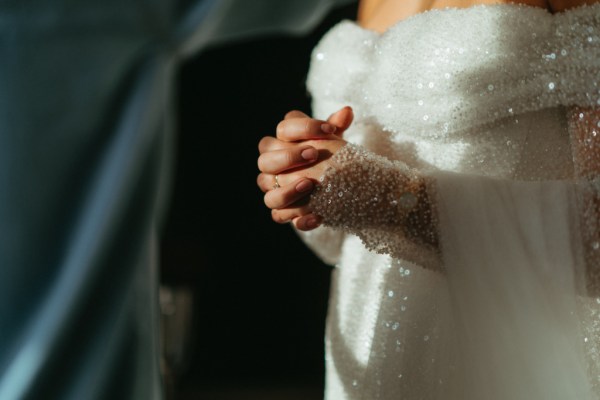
[436,173,593,399]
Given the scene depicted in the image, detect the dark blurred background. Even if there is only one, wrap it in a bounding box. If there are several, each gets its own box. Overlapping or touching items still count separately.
[158,3,358,400]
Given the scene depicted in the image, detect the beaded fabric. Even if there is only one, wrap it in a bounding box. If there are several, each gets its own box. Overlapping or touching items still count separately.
[309,142,441,270]
[295,3,600,400]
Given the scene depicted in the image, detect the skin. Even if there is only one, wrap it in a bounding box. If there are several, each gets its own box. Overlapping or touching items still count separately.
[256,108,351,230]
[256,0,599,231]
[357,0,548,33]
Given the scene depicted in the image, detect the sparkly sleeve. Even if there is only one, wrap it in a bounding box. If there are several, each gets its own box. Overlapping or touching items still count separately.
[308,143,441,269]
[569,107,600,295]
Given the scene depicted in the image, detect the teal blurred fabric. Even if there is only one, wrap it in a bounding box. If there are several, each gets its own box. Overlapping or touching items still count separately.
[0,1,354,399]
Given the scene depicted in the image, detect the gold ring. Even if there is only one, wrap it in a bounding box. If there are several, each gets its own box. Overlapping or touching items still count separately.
[273,174,281,190]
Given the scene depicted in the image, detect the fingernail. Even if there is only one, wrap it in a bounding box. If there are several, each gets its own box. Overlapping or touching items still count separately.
[296,180,313,193]
[321,123,336,134]
[301,148,318,160]
[305,216,320,229]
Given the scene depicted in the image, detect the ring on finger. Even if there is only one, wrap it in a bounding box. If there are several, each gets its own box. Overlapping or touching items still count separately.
[273,174,281,190]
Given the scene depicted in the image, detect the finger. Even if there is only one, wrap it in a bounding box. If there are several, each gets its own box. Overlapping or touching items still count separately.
[256,173,277,193]
[327,106,354,136]
[284,110,310,120]
[271,205,313,224]
[276,117,338,142]
[257,146,319,174]
[264,178,315,209]
[293,213,322,231]
[258,136,295,153]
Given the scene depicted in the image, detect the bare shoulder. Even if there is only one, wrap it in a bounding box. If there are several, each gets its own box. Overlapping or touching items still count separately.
[549,0,600,11]
[356,0,552,33]
[357,0,384,24]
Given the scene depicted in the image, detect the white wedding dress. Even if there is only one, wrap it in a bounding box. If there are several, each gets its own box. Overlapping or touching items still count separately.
[297,3,600,399]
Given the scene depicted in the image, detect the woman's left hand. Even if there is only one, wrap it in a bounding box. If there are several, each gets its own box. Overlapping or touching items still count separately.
[256,107,353,231]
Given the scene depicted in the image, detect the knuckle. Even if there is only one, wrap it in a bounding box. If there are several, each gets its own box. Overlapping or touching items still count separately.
[271,209,287,224]
[265,189,290,210]
[257,173,267,189]
[257,154,266,172]
[284,149,297,166]
[284,110,298,119]
[276,121,286,138]
[304,118,311,135]
[258,136,270,152]
[260,175,276,194]
[264,192,275,209]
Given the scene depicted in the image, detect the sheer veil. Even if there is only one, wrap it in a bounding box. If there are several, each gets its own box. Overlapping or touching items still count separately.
[435,173,593,398]
[176,0,356,58]
[432,6,600,397]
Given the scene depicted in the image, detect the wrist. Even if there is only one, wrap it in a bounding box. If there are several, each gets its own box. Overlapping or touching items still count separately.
[309,143,421,228]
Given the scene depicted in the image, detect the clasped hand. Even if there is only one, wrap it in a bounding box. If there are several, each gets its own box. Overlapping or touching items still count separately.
[256,106,354,231]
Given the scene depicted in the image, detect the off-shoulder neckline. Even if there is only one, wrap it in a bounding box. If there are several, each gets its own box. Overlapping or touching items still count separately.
[349,2,594,36]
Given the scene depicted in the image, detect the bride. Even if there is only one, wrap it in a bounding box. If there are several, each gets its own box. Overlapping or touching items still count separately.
[257,0,600,398]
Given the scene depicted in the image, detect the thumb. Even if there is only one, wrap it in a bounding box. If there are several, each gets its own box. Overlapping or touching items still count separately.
[327,106,354,136]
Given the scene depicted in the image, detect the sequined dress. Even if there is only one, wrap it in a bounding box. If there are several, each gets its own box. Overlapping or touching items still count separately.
[298,4,600,399]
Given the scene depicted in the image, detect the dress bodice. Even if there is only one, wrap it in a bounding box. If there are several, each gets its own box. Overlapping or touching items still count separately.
[307,3,600,179]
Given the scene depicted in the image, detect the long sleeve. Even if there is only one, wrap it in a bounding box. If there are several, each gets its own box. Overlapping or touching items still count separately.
[568,106,600,295]
[308,143,442,270]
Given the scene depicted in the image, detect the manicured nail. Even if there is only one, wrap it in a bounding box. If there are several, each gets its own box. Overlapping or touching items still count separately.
[301,148,318,161]
[305,216,320,229]
[296,180,313,193]
[321,123,336,134]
